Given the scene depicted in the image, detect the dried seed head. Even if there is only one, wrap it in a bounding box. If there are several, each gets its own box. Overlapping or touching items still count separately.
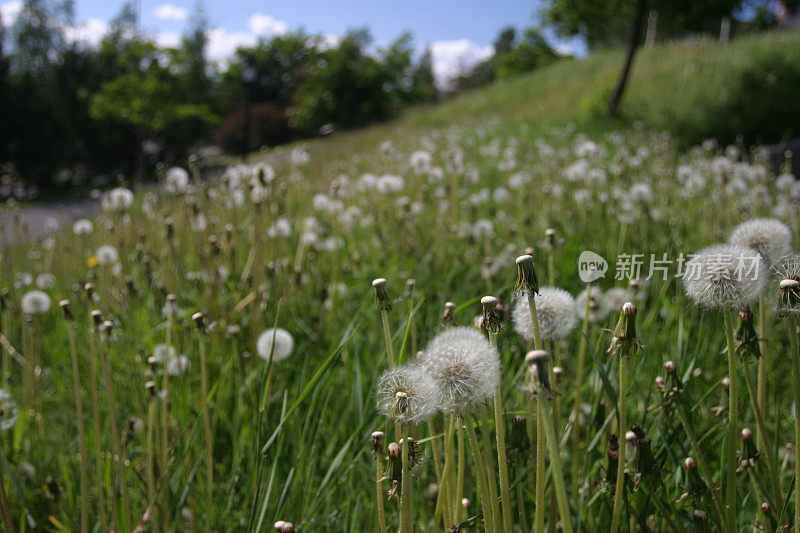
[545,228,557,248]
[684,457,697,469]
[91,309,102,325]
[387,442,401,457]
[663,360,676,373]
[145,381,157,398]
[692,510,708,523]
[192,312,205,332]
[441,301,456,325]
[515,254,539,296]
[480,295,502,334]
[461,498,470,509]
[405,279,415,298]
[721,377,731,389]
[59,299,73,321]
[526,349,551,395]
[772,255,800,316]
[371,431,385,452]
[372,278,392,311]
[84,283,95,298]
[761,502,771,513]
[273,521,295,532]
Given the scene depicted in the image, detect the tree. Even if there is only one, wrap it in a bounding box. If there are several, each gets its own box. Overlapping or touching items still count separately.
[542,0,744,116]
[493,27,516,55]
[11,0,74,76]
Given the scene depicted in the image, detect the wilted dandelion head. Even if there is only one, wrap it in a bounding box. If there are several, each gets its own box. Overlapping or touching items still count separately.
[771,254,800,316]
[376,365,441,424]
[21,290,51,315]
[95,245,119,265]
[682,244,765,309]
[0,389,19,431]
[420,327,500,411]
[513,287,576,342]
[256,328,295,362]
[729,218,792,265]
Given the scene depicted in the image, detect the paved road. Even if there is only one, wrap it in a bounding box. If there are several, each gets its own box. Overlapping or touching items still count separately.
[0,197,97,247]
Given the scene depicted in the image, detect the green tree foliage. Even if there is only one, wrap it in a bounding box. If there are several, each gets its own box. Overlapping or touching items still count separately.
[543,0,754,48]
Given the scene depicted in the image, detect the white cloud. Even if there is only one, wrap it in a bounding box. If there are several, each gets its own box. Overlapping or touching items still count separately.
[247,13,288,37]
[155,31,181,49]
[206,27,257,64]
[318,33,340,51]
[64,18,109,47]
[155,3,188,21]
[1,0,22,27]
[429,39,493,90]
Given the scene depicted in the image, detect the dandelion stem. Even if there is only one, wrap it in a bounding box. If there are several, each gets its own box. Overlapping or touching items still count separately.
[723,311,740,533]
[455,414,465,524]
[0,448,14,533]
[146,395,158,532]
[465,417,493,533]
[741,359,782,508]
[399,427,413,533]
[787,315,800,532]
[610,354,627,533]
[87,324,107,529]
[674,404,725,524]
[198,334,214,532]
[375,450,387,533]
[479,407,502,533]
[380,309,396,369]
[488,334,513,533]
[570,282,592,503]
[534,400,546,533]
[98,336,131,532]
[757,296,768,451]
[539,392,573,533]
[65,323,89,533]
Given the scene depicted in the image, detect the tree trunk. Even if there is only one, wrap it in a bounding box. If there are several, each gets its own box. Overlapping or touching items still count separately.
[606,0,648,118]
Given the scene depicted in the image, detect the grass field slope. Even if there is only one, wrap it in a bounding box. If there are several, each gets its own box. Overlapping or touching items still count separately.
[0,29,799,532]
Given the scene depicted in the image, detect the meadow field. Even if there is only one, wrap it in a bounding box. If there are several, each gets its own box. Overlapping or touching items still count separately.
[1,29,800,532]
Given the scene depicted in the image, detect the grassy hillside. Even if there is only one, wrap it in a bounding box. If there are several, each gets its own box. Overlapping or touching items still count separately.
[0,29,799,532]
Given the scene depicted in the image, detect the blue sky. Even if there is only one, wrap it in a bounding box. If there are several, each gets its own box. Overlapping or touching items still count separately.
[1,0,586,86]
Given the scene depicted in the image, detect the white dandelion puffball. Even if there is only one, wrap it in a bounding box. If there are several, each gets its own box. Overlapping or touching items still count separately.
[167,355,190,376]
[152,344,176,363]
[72,219,94,236]
[95,245,119,265]
[376,365,441,424]
[729,218,792,265]
[35,273,56,290]
[101,187,134,211]
[771,254,800,316]
[0,390,19,431]
[21,290,51,315]
[165,167,190,193]
[421,327,500,411]
[513,287,577,342]
[256,328,295,362]
[575,288,609,323]
[682,244,765,309]
[604,287,632,313]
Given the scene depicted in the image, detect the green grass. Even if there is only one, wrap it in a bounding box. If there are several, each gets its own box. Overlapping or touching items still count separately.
[0,28,799,532]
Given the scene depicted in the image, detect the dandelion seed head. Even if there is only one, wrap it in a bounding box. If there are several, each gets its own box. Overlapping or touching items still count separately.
[682,244,765,309]
[165,167,190,193]
[21,290,51,315]
[72,219,94,236]
[256,328,295,362]
[604,288,632,314]
[95,245,119,265]
[575,288,609,323]
[376,365,441,424]
[420,327,500,411]
[771,254,800,316]
[729,218,792,265]
[151,344,176,363]
[167,355,189,376]
[513,287,576,342]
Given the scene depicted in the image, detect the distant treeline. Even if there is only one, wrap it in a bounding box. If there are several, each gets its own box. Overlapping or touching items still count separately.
[0,0,786,192]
